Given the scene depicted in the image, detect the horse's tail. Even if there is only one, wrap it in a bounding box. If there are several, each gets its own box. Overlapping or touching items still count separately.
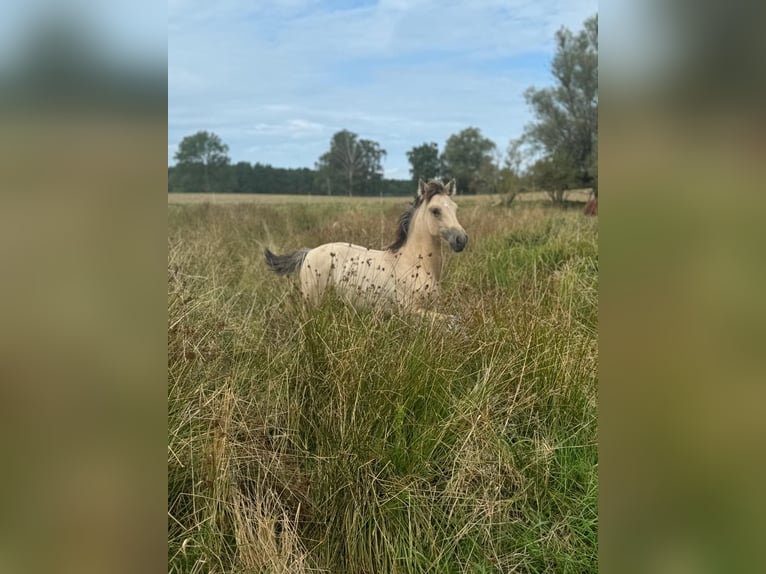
[264,248,310,275]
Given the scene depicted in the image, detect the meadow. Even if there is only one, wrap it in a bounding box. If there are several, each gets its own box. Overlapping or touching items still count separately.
[168,194,598,573]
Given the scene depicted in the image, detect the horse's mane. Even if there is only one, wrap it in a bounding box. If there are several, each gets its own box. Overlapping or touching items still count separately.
[387,179,447,252]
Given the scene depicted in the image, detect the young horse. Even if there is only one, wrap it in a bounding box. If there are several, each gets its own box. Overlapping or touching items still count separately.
[264,178,468,320]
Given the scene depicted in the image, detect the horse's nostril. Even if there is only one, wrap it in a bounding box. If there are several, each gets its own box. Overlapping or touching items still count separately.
[451,234,467,252]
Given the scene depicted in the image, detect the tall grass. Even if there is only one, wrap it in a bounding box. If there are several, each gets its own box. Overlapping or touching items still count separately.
[168,199,598,573]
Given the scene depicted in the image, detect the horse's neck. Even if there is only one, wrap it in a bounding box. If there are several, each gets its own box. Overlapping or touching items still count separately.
[400,215,443,281]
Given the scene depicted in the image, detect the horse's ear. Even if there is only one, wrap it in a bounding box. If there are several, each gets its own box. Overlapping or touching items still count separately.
[417,178,426,199]
[446,179,457,196]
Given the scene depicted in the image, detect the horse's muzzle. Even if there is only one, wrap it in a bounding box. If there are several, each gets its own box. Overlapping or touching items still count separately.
[446,230,468,252]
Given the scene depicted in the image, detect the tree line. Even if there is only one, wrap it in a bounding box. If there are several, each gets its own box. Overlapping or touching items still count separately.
[168,147,412,197]
[169,15,597,202]
[167,127,504,197]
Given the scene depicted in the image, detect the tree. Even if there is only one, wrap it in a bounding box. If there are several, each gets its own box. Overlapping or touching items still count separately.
[173,131,231,193]
[232,161,254,194]
[315,130,386,196]
[493,141,530,204]
[406,142,442,182]
[440,127,497,194]
[515,14,598,201]
[529,155,576,203]
[475,149,505,194]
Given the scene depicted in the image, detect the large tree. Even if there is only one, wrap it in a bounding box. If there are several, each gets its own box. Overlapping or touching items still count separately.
[516,14,598,200]
[173,131,231,193]
[406,142,442,182]
[440,127,497,194]
[315,130,386,196]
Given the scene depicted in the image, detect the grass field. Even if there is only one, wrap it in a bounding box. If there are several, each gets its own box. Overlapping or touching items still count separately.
[168,196,598,573]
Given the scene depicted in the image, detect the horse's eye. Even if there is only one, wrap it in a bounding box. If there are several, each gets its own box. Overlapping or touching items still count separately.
[431,208,441,217]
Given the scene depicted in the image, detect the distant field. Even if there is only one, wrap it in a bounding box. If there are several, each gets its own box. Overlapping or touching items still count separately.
[168,192,410,205]
[168,198,598,573]
[167,189,592,205]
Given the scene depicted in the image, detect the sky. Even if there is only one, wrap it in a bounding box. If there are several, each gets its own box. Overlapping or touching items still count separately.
[169,0,598,179]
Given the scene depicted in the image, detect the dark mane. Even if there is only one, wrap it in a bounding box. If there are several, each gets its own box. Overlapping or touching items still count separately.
[387,203,416,252]
[386,179,448,252]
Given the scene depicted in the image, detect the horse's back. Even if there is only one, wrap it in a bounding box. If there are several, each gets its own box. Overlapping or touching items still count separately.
[309,241,370,256]
[300,242,396,304]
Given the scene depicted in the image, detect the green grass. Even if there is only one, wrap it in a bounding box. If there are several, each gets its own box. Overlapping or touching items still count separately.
[168,199,598,573]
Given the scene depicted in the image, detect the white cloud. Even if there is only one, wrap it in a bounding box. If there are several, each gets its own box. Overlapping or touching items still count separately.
[244,118,325,137]
[285,118,324,133]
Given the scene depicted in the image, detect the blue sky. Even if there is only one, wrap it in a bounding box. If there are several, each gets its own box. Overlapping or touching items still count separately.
[169,0,598,179]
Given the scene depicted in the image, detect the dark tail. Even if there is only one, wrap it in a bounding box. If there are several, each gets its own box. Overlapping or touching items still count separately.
[264,248,310,275]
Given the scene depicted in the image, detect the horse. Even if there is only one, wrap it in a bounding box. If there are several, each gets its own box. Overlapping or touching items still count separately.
[264,178,468,321]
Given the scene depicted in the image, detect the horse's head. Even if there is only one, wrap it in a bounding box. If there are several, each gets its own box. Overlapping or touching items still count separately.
[417,178,468,252]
